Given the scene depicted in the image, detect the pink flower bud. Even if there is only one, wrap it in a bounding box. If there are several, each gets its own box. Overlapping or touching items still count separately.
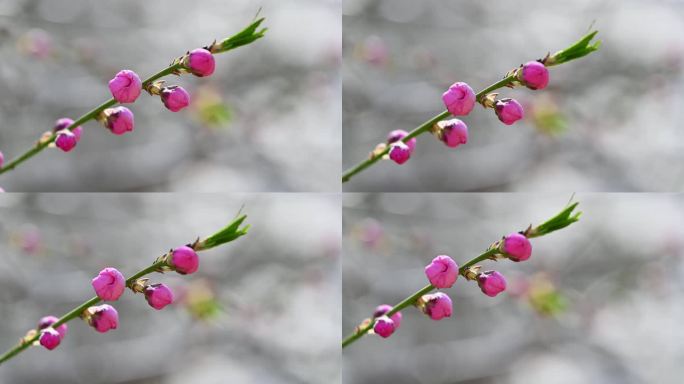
[53,118,82,142]
[91,267,126,301]
[53,118,72,132]
[186,48,215,77]
[373,316,395,338]
[171,245,199,275]
[424,255,458,289]
[421,292,452,320]
[55,130,78,152]
[387,130,416,154]
[0,150,4,169]
[439,119,468,148]
[38,315,68,339]
[477,270,507,297]
[373,304,402,329]
[494,98,524,125]
[0,187,4,193]
[108,70,142,103]
[160,86,190,112]
[388,142,411,165]
[502,233,532,262]
[39,328,61,350]
[103,106,134,135]
[88,304,119,333]
[144,283,174,310]
[520,61,549,90]
[442,82,475,116]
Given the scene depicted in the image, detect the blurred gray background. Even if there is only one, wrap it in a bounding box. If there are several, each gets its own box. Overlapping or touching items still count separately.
[342,0,684,191]
[0,0,341,192]
[343,194,684,383]
[0,193,341,383]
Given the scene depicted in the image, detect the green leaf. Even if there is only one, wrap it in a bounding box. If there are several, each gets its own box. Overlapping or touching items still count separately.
[198,214,250,250]
[547,30,600,66]
[219,18,267,53]
[529,202,581,237]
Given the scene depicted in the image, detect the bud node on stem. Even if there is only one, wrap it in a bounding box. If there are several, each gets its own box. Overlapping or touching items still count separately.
[463,266,481,281]
[480,93,498,109]
[144,81,165,96]
[38,131,53,145]
[356,318,372,335]
[189,237,201,250]
[128,278,150,293]
[21,329,38,346]
[369,143,388,160]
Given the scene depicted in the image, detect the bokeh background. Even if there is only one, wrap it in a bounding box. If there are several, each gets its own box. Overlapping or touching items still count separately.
[0,193,341,383]
[0,0,341,192]
[342,0,684,191]
[343,194,684,383]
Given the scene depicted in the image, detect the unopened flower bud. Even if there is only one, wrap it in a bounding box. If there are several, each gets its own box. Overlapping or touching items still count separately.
[39,328,61,350]
[186,48,215,77]
[442,82,475,116]
[424,255,458,288]
[38,315,68,340]
[53,118,83,143]
[160,86,190,112]
[520,61,549,90]
[171,245,199,275]
[55,130,77,152]
[85,304,118,333]
[373,304,402,329]
[388,142,411,165]
[101,106,134,135]
[477,270,507,297]
[435,119,468,148]
[373,316,395,338]
[501,233,532,262]
[494,98,524,125]
[387,130,416,154]
[144,283,174,310]
[108,70,142,103]
[0,150,4,169]
[419,292,452,321]
[91,267,126,301]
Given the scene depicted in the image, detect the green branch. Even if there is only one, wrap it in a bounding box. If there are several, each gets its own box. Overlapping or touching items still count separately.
[342,202,581,349]
[342,30,600,184]
[0,214,249,365]
[0,18,266,177]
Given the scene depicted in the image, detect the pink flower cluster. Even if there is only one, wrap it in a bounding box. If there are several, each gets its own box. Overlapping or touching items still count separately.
[47,48,214,156]
[385,61,550,165]
[371,234,535,340]
[37,245,198,351]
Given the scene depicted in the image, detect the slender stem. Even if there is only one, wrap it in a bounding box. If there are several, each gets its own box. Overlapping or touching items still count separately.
[341,74,517,183]
[0,18,265,177]
[0,259,166,365]
[342,29,602,183]
[0,213,249,365]
[0,66,178,176]
[342,110,451,183]
[341,201,582,349]
[459,247,499,272]
[341,247,500,349]
[342,283,434,348]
